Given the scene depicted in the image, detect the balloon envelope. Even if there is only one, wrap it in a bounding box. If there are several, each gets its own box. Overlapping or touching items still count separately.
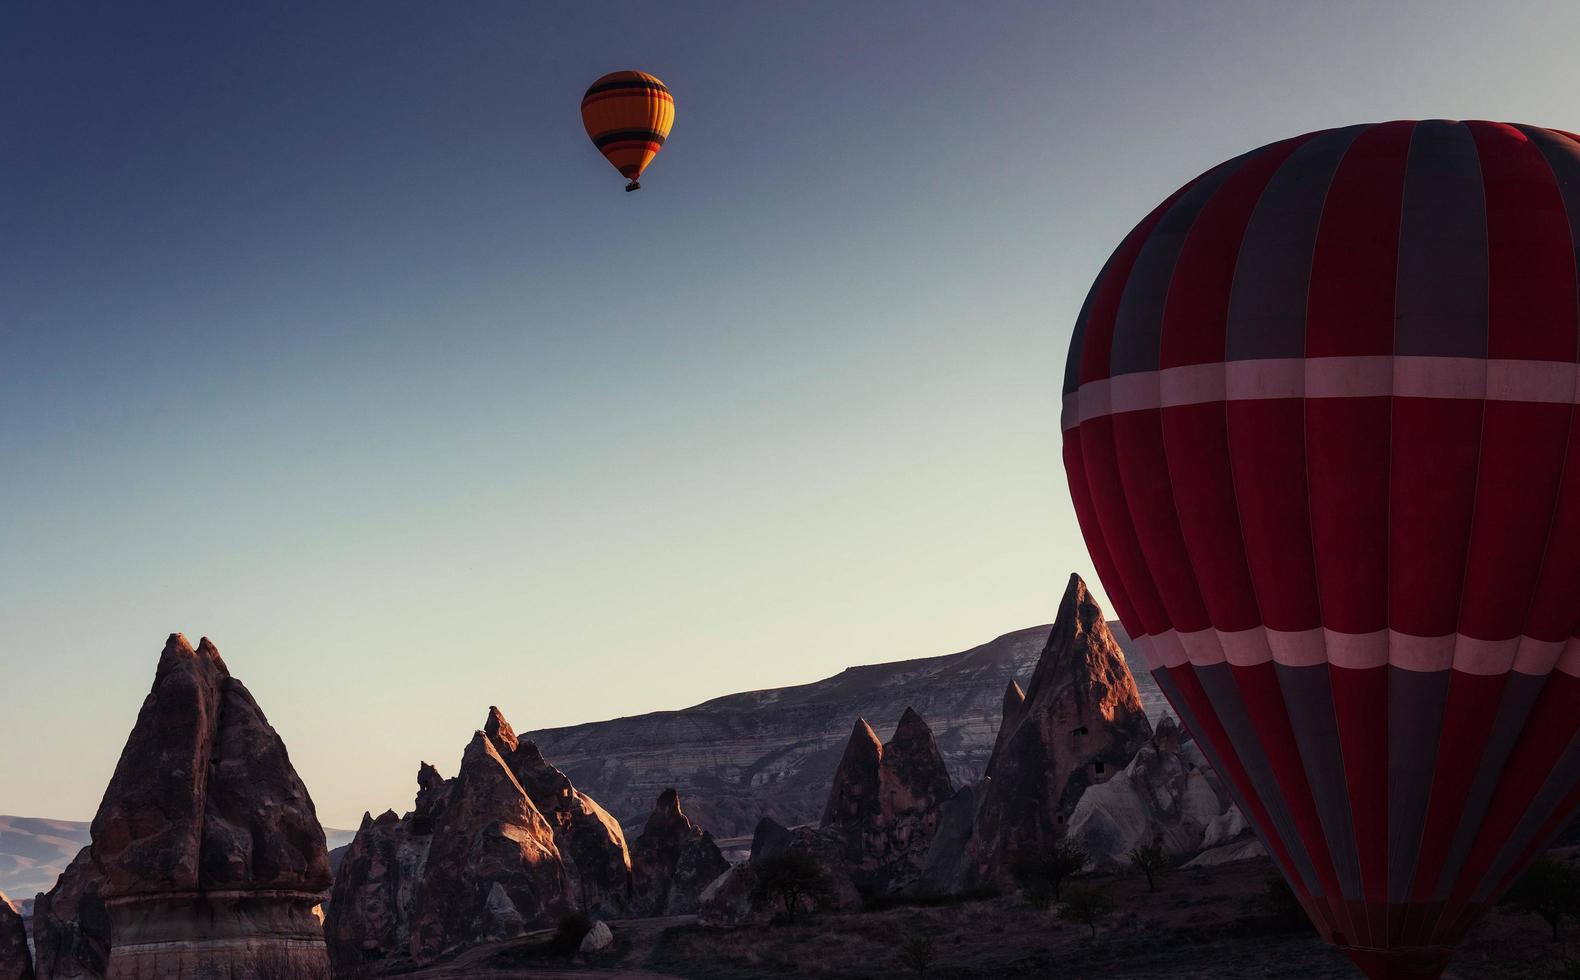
[1062,120,1580,979]
[580,70,674,188]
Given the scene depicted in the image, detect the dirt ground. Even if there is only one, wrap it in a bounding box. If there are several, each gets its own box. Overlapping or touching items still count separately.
[386,857,1570,979]
[643,858,1564,980]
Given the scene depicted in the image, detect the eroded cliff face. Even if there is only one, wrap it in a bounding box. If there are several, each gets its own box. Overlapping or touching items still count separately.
[529,624,1160,838]
[46,634,333,980]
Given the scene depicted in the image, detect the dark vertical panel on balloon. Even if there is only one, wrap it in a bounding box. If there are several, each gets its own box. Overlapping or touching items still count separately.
[1079,188,1195,387]
[1157,137,1306,635]
[1276,663,1365,908]
[1193,662,1326,898]
[1154,667,1307,891]
[1456,121,1576,642]
[1433,673,1549,899]
[1447,672,1580,911]
[1302,123,1414,917]
[1471,688,1580,905]
[1389,121,1487,640]
[1110,156,1244,377]
[1387,666,1450,906]
[1409,672,1505,902]
[1110,156,1253,636]
[1513,127,1580,646]
[1065,259,1113,396]
[1077,188,1203,638]
[1226,125,1366,361]
[1394,121,1489,357]
[1230,661,1352,938]
[1225,131,1360,635]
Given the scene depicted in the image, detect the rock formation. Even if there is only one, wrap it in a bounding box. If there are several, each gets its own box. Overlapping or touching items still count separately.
[935,576,1152,889]
[0,891,33,980]
[330,706,654,970]
[324,799,431,977]
[1064,715,1232,867]
[47,634,332,980]
[407,727,572,963]
[30,847,108,980]
[630,790,730,916]
[821,709,954,894]
[528,623,1168,838]
[483,709,632,917]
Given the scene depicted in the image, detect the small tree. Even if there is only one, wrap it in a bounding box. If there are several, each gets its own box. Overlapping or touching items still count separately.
[1013,837,1088,902]
[897,929,936,977]
[1501,856,1580,942]
[1128,840,1168,893]
[1061,884,1115,938]
[752,851,835,924]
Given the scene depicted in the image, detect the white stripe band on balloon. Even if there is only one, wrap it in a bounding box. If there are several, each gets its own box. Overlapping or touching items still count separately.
[1128,626,1580,677]
[1062,355,1580,432]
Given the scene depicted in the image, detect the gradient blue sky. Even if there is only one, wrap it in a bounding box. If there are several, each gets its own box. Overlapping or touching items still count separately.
[5,1,1579,828]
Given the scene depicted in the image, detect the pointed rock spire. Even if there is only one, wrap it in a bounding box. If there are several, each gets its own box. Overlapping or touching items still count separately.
[988,679,1028,773]
[484,706,518,752]
[960,573,1151,888]
[821,718,884,830]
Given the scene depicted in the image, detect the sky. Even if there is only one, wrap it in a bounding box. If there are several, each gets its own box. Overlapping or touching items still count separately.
[4,0,1580,829]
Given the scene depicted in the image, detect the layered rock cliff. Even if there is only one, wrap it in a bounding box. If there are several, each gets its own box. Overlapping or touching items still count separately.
[529,622,1162,838]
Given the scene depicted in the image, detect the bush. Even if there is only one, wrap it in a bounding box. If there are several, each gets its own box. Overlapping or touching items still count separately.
[1012,837,1087,901]
[1128,840,1168,893]
[552,911,595,955]
[752,851,836,924]
[1061,884,1115,938]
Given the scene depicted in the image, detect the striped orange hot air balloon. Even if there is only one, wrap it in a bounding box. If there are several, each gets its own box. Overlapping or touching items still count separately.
[580,70,674,192]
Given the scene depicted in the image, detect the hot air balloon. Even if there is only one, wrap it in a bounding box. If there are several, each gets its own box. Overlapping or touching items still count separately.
[1062,120,1580,979]
[580,70,674,192]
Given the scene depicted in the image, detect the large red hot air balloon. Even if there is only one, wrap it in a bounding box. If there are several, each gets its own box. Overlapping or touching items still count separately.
[1063,120,1580,979]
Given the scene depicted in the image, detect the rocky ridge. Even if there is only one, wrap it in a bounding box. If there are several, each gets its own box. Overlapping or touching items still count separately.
[529,622,1164,838]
